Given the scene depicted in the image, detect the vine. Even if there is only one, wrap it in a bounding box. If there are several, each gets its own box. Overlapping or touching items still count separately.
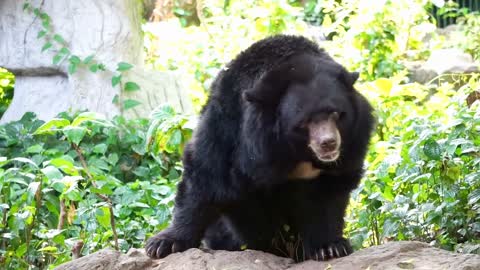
[22,1,142,112]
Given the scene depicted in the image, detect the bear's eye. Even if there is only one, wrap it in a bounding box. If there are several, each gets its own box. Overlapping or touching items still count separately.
[330,112,339,121]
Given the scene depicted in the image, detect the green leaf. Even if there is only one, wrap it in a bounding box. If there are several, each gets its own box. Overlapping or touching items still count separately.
[16,243,28,257]
[41,166,63,181]
[89,64,99,73]
[27,182,41,199]
[37,30,47,39]
[65,188,82,201]
[41,42,52,52]
[34,118,70,134]
[63,126,87,145]
[26,144,43,154]
[12,157,38,168]
[68,63,77,74]
[117,62,133,72]
[423,138,442,160]
[59,47,70,55]
[42,20,50,29]
[49,157,79,176]
[123,99,141,110]
[167,129,182,148]
[96,207,111,228]
[83,55,94,65]
[71,112,110,127]
[38,246,58,253]
[97,64,106,71]
[106,153,119,165]
[112,94,119,104]
[124,81,140,92]
[69,55,81,64]
[53,53,64,65]
[23,3,30,10]
[53,34,66,45]
[93,143,108,154]
[111,75,122,87]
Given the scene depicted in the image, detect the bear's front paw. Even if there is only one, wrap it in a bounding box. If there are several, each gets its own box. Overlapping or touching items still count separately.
[307,238,353,261]
[145,229,198,259]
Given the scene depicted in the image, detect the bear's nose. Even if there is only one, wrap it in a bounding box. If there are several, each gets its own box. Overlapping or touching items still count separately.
[320,138,337,152]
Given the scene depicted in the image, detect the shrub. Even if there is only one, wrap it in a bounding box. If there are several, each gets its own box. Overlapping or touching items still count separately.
[0,68,14,119]
[346,75,480,254]
[0,106,195,269]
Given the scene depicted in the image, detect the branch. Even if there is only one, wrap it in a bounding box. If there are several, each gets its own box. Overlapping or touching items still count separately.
[72,143,119,250]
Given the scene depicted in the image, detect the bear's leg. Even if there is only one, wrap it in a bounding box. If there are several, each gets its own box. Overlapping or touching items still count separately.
[145,178,219,259]
[290,188,353,262]
[205,196,280,252]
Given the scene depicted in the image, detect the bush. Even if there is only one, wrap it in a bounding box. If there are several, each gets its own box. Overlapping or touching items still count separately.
[346,75,480,254]
[0,106,195,269]
[0,68,14,119]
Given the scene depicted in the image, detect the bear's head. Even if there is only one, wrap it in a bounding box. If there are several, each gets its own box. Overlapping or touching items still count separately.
[243,53,364,165]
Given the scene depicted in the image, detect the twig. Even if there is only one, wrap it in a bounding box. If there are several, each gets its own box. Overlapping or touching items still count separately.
[72,143,119,250]
[71,240,84,259]
[57,199,66,229]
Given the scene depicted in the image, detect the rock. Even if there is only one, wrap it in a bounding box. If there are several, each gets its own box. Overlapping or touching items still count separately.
[0,0,192,124]
[54,241,480,270]
[406,48,479,84]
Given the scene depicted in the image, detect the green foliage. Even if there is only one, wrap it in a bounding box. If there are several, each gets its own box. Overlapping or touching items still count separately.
[346,75,480,253]
[143,0,307,110]
[0,106,194,269]
[456,12,480,60]
[314,0,436,81]
[0,68,14,119]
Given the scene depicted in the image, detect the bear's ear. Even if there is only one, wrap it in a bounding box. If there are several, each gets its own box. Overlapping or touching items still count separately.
[342,71,359,86]
[243,54,315,107]
[243,63,293,107]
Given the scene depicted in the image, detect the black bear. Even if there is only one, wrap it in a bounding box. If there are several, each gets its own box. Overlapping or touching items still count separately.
[145,35,374,262]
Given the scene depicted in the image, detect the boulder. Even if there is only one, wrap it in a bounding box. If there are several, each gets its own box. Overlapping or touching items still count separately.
[0,0,192,123]
[54,241,480,270]
[407,48,479,84]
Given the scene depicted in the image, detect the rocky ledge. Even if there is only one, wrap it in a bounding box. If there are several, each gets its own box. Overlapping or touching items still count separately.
[54,241,480,270]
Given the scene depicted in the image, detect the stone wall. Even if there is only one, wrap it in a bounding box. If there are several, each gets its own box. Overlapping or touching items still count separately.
[0,0,192,123]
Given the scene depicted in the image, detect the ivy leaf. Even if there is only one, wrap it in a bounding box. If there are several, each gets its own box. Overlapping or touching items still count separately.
[83,55,94,65]
[117,62,133,72]
[97,64,106,71]
[42,20,50,29]
[41,42,52,52]
[123,99,141,110]
[37,30,47,39]
[68,63,77,75]
[69,55,81,64]
[112,94,119,104]
[111,75,122,87]
[423,138,442,160]
[124,81,140,92]
[53,53,64,65]
[53,34,66,45]
[89,64,99,73]
[59,47,70,55]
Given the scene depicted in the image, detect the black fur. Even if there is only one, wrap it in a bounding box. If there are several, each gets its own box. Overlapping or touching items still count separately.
[145,35,374,262]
